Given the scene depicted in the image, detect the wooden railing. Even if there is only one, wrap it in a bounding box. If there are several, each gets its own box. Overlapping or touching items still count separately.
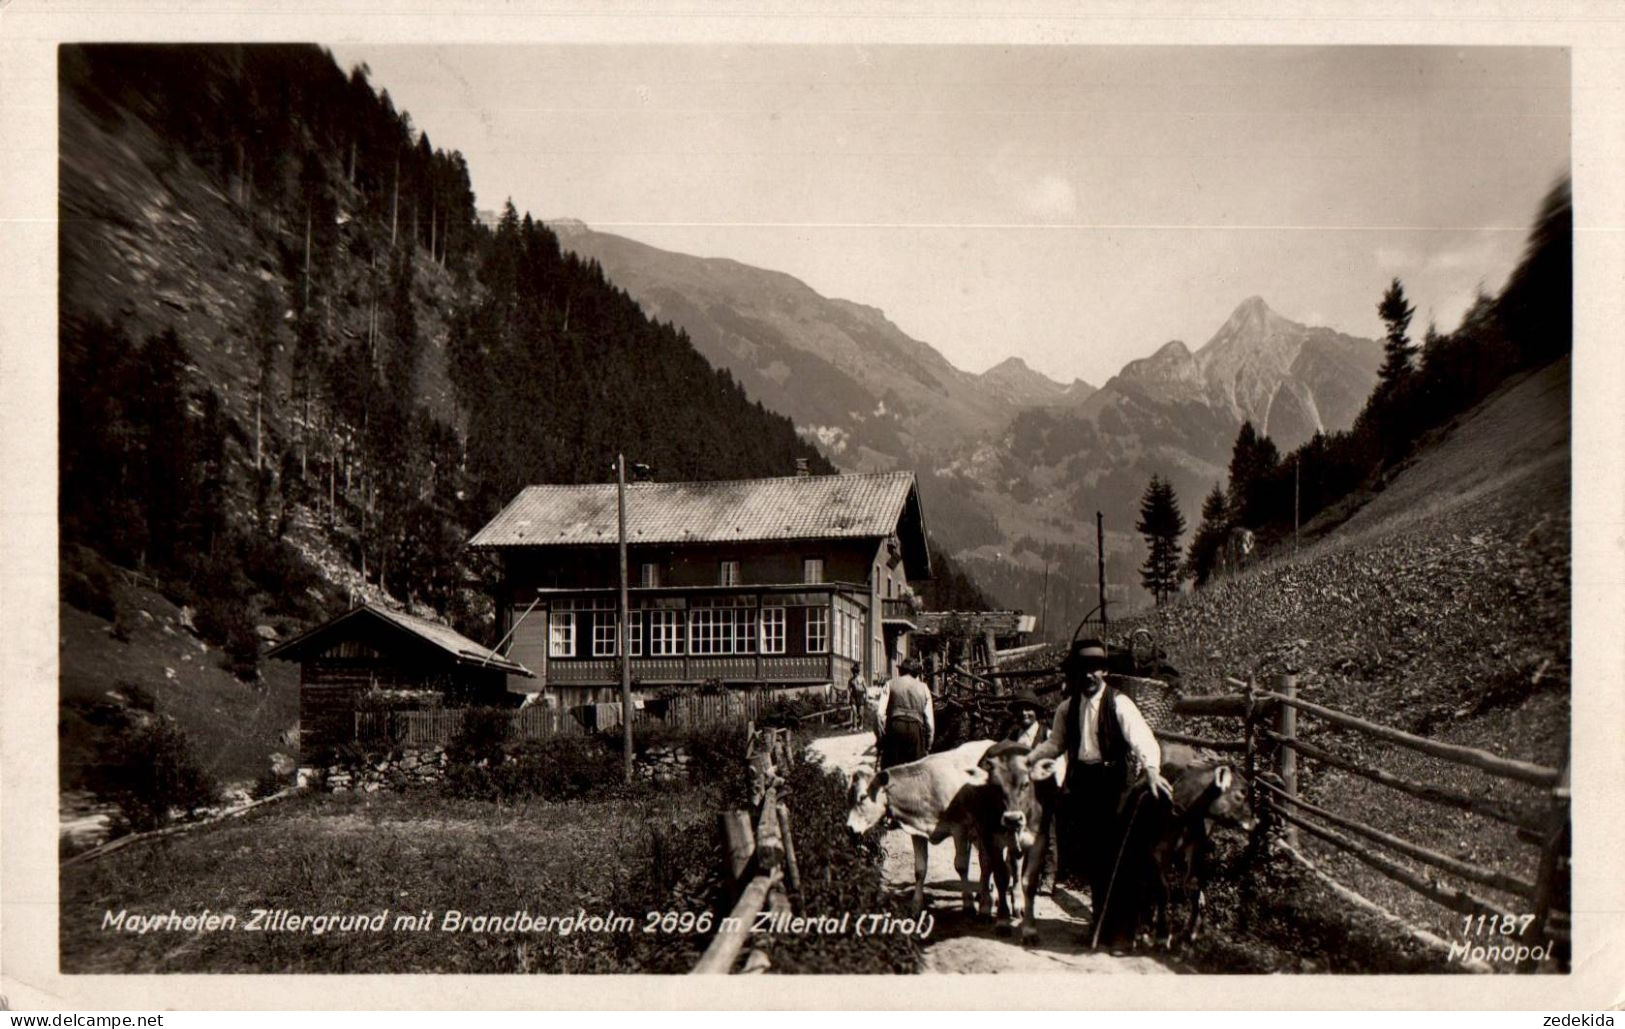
[1166,673,1570,972]
[691,726,802,974]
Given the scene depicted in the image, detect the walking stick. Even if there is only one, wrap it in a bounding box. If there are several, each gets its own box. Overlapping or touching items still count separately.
[1092,789,1149,950]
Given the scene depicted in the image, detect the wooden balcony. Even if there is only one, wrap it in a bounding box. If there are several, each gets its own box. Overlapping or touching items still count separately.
[881,597,920,630]
[545,653,834,687]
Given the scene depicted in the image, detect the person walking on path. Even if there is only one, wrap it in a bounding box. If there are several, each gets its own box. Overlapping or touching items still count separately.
[1028,638,1171,946]
[879,657,934,768]
[846,666,867,730]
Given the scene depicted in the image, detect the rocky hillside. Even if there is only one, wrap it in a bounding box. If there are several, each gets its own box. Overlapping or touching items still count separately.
[942,297,1379,596]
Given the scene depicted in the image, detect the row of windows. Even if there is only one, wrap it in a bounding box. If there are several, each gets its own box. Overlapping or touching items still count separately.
[552,605,822,658]
[637,558,825,588]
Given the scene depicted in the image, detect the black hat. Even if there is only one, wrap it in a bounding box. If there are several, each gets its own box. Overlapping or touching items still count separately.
[1009,691,1044,712]
[1062,637,1110,673]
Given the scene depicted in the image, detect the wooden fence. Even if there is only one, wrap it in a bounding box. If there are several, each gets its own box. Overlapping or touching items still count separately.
[691,725,805,974]
[1165,673,1570,973]
[355,690,829,748]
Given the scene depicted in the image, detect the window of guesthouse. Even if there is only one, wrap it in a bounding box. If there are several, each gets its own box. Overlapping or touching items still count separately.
[806,606,829,653]
[719,560,741,587]
[761,606,786,654]
[649,609,684,656]
[548,608,576,658]
[802,558,824,584]
[690,595,757,655]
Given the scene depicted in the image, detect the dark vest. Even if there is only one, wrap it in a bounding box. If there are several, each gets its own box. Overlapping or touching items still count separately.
[1065,684,1128,769]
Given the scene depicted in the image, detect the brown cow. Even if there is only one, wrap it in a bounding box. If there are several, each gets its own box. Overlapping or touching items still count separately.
[846,740,1000,914]
[968,743,1062,943]
[1120,761,1254,949]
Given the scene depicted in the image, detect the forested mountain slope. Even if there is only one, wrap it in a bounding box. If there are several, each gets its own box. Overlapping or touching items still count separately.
[56,44,841,791]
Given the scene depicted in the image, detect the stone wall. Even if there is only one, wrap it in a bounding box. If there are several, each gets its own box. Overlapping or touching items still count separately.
[298,747,448,792]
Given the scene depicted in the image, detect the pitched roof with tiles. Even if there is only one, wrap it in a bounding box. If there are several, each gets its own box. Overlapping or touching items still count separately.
[267,604,533,676]
[470,470,930,578]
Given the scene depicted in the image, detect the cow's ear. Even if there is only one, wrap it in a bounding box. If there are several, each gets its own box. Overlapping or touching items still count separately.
[1031,757,1058,782]
[1214,765,1232,790]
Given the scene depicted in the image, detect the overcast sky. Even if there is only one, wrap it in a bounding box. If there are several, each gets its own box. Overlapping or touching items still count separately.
[329,45,1569,385]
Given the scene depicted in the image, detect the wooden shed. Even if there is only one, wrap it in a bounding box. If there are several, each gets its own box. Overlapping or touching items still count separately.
[267,604,533,760]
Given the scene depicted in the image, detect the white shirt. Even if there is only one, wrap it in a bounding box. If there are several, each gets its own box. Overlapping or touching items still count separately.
[1029,687,1160,780]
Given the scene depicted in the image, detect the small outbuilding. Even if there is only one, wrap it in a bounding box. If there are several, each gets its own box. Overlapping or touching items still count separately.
[267,604,532,759]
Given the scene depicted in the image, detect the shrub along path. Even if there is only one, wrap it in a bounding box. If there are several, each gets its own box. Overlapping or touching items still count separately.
[808,731,1169,974]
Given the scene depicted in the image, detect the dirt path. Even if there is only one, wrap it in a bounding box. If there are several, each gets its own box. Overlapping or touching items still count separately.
[809,731,1170,974]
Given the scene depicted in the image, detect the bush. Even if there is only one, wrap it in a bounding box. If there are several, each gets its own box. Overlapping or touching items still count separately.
[763,750,923,973]
[94,718,218,835]
[613,722,751,801]
[250,767,291,800]
[116,679,157,713]
[756,691,829,728]
[443,706,512,768]
[476,736,627,802]
[191,594,261,681]
[61,546,118,621]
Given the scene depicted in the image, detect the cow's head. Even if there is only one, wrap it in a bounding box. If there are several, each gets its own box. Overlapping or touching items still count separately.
[977,747,1059,851]
[1201,764,1255,833]
[845,767,890,835]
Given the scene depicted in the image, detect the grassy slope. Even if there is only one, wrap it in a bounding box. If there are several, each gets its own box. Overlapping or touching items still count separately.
[1119,357,1571,969]
[59,579,301,793]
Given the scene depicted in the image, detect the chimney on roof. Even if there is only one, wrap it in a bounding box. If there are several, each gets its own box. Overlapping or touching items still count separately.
[795,458,810,477]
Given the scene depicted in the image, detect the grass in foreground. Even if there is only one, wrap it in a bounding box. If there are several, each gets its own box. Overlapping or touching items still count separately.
[61,787,721,973]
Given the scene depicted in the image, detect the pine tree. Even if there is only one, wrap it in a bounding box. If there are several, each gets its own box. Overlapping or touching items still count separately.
[1226,420,1279,524]
[1136,475,1186,606]
[1185,482,1231,586]
[1376,277,1417,389]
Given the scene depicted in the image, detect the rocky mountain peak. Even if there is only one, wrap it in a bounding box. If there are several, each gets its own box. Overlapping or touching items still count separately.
[985,356,1032,375]
[546,217,591,239]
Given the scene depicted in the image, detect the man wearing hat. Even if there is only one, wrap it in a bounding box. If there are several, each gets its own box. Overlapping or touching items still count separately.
[1028,637,1172,945]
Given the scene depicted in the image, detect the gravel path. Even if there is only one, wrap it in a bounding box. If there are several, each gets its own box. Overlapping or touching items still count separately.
[808,731,1170,974]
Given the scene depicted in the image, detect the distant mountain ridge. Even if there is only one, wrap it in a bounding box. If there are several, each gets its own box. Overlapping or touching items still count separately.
[550,222,1058,471]
[978,356,1087,408]
[552,219,1381,617]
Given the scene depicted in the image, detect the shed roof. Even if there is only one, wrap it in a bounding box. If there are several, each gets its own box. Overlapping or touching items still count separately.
[916,610,1036,637]
[469,471,931,578]
[266,604,533,676]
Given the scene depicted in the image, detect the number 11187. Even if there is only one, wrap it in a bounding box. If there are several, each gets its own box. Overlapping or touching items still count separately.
[1463,913,1536,936]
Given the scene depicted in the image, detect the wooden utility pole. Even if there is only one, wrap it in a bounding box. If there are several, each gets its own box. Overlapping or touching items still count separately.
[1039,559,1050,639]
[1096,511,1108,628]
[1294,460,1301,557]
[617,453,634,784]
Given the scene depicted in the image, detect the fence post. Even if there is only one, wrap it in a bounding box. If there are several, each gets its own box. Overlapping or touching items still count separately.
[1243,678,1259,812]
[721,810,755,887]
[1276,671,1299,847]
[1521,759,1571,972]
